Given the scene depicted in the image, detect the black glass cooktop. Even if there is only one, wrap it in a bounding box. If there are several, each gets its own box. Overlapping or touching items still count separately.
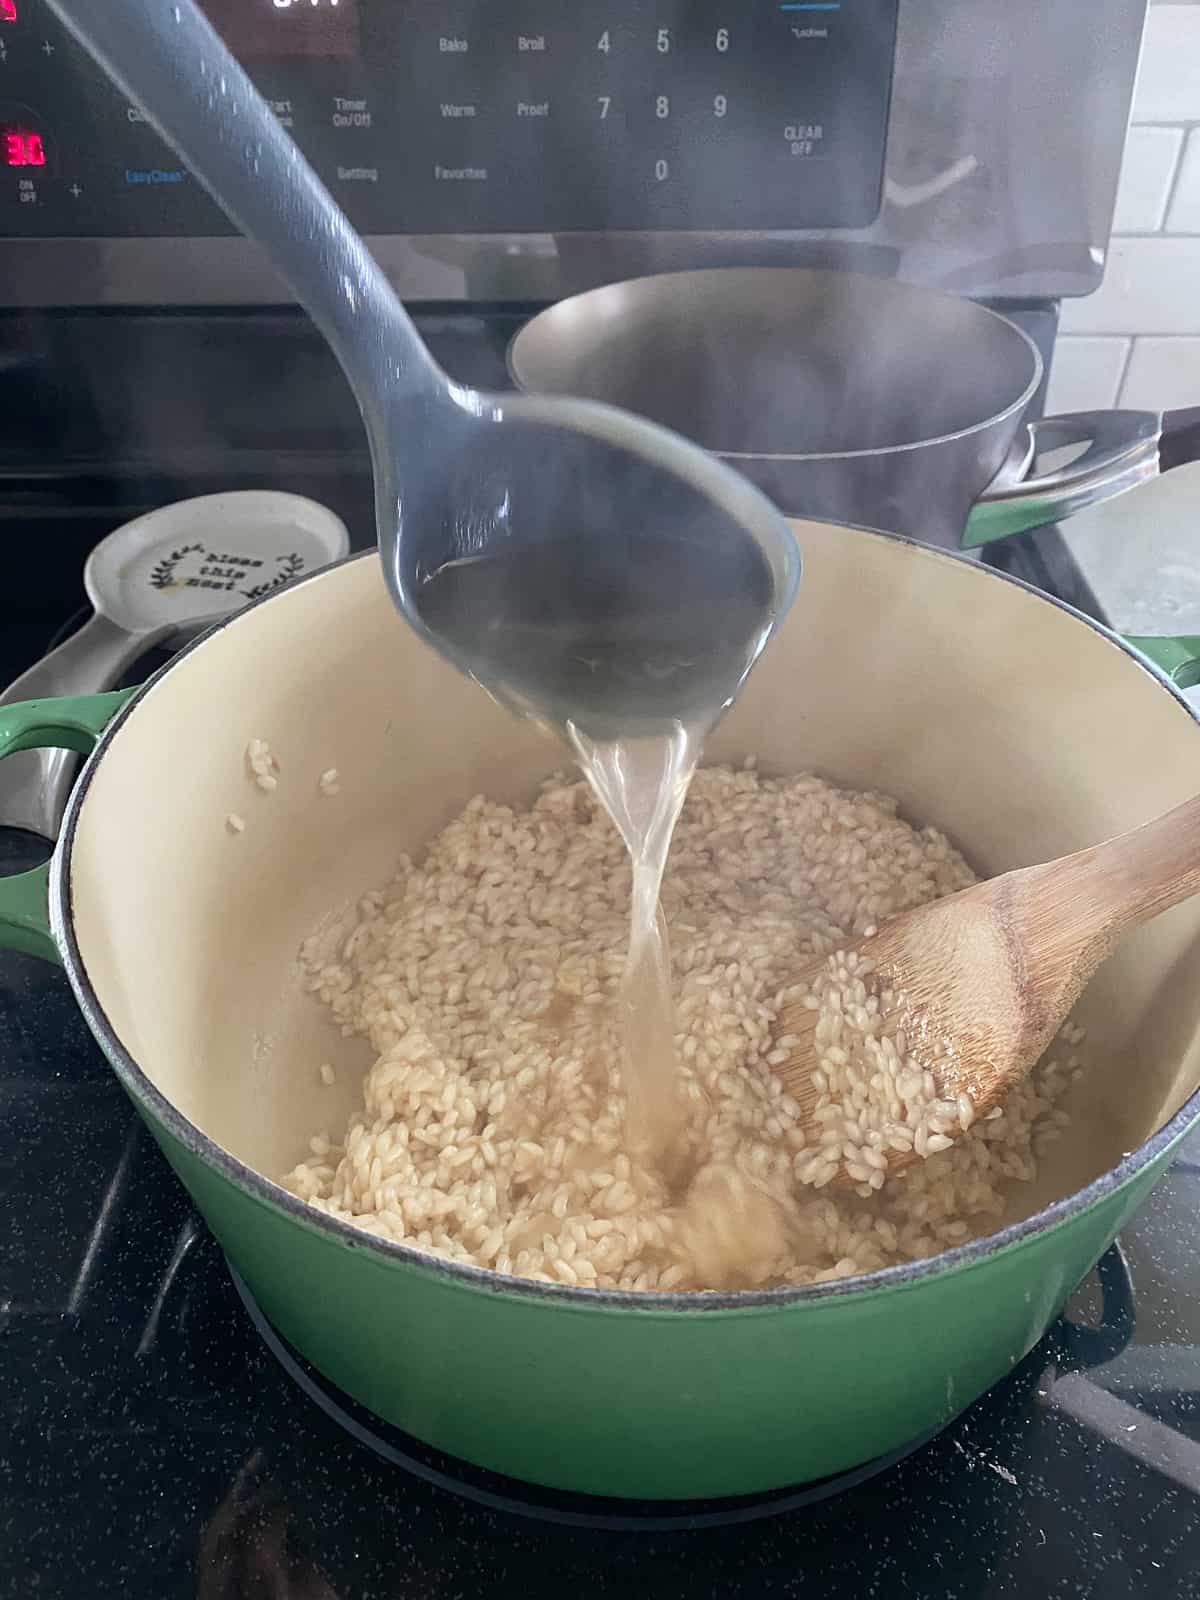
[3,303,1197,1598]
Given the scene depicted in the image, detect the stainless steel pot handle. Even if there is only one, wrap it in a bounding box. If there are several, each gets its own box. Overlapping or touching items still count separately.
[0,613,152,838]
[963,410,1163,548]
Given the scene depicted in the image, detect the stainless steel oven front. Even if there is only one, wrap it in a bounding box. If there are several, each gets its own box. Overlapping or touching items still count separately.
[0,0,1146,307]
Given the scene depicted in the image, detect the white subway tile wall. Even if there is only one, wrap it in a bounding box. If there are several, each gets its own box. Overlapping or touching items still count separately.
[1048,5,1200,416]
[1059,238,1200,336]
[1168,129,1200,232]
[1121,337,1200,409]
[1112,126,1183,232]
[1131,3,1200,120]
[1043,337,1130,413]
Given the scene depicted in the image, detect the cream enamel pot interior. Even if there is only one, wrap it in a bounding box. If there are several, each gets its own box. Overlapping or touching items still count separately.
[5,518,1200,1500]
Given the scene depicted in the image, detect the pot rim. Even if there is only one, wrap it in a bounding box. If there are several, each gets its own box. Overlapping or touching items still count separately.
[507,269,1044,467]
[50,526,1200,1314]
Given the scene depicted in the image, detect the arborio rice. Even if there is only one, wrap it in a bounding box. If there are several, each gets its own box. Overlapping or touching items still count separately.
[285,765,1077,1292]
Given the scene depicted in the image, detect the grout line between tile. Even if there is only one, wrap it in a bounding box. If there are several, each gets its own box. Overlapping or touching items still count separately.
[1162,130,1194,230]
[1114,338,1137,408]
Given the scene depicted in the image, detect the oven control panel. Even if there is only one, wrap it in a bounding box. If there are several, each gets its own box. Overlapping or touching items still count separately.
[0,0,897,237]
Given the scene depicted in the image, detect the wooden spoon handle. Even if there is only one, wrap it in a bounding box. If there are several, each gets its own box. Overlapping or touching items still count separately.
[1046,791,1200,941]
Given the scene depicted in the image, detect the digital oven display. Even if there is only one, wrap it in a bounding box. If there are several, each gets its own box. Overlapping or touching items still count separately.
[198,0,360,62]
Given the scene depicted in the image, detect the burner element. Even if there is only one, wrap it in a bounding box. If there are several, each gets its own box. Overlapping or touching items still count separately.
[229,1266,942,1530]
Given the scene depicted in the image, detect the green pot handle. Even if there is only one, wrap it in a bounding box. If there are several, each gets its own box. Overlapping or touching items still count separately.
[0,688,136,963]
[1124,635,1200,691]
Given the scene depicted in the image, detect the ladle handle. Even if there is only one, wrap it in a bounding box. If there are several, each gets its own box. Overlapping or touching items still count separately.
[44,0,440,420]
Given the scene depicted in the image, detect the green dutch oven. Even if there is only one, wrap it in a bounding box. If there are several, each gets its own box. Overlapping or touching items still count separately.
[3,519,1200,1501]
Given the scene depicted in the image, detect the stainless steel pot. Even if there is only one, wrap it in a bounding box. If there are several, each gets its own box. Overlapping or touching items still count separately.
[509,269,1200,550]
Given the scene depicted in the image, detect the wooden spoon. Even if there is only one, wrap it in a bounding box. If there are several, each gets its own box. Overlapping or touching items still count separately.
[772,793,1200,1188]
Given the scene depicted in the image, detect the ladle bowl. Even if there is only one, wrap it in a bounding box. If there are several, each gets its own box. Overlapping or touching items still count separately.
[45,0,800,738]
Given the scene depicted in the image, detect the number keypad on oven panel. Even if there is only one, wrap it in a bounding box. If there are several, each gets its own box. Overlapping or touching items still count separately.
[0,0,896,238]
[381,0,898,233]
